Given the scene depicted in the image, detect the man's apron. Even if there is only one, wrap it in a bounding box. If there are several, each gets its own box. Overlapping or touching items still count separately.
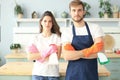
[65,22,98,80]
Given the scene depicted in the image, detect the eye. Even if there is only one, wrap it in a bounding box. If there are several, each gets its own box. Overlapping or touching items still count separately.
[78,9,83,12]
[43,20,47,22]
[72,9,76,12]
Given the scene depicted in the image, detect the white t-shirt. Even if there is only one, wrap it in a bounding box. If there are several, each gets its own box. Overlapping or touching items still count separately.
[61,22,104,43]
[30,33,61,77]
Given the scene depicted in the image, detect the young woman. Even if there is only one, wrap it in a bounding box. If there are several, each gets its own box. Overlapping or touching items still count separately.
[27,11,61,80]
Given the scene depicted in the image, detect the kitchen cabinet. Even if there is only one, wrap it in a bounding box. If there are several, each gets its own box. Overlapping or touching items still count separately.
[105,53,120,80]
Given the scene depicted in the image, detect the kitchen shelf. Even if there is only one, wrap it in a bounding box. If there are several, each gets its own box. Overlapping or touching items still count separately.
[84,18,120,22]
[16,18,70,27]
[16,18,120,22]
[16,18,120,27]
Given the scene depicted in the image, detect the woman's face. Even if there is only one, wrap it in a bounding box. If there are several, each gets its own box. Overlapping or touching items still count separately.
[41,16,53,31]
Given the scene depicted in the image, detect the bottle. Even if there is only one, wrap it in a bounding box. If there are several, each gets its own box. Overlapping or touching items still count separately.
[97,52,110,65]
[48,53,58,65]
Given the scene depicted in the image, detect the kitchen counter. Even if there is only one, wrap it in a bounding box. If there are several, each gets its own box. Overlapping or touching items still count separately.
[5,53,27,58]
[5,52,120,63]
[105,53,120,58]
[0,62,110,80]
[5,53,28,62]
[5,52,120,59]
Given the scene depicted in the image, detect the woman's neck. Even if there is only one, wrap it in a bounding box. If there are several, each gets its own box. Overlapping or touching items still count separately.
[42,31,52,37]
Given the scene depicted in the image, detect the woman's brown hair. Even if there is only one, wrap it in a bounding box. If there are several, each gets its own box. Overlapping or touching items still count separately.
[39,11,61,37]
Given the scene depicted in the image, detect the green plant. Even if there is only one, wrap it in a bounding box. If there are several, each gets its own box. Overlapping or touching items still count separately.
[14,0,23,15]
[83,2,91,17]
[111,5,119,13]
[98,0,112,18]
[10,43,21,50]
[14,4,23,15]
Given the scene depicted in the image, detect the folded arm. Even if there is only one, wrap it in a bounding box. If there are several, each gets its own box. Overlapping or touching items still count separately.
[62,37,104,60]
[27,44,61,61]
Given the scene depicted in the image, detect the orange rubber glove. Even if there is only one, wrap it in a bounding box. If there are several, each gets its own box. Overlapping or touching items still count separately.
[82,41,104,57]
[64,43,75,50]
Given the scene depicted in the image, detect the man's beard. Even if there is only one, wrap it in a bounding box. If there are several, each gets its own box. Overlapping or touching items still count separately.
[72,16,84,23]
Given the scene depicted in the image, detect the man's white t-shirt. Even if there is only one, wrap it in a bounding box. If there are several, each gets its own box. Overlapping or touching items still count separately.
[30,33,61,77]
[61,22,104,43]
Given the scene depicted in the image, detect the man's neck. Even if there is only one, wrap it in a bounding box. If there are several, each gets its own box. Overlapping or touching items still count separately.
[73,20,85,27]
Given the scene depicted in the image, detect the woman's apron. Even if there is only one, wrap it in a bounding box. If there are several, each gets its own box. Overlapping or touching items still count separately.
[65,22,98,80]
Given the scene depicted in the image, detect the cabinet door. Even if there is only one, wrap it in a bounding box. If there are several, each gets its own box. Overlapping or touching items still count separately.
[105,58,120,80]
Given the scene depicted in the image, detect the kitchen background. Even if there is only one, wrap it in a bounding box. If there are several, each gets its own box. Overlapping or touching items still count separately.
[0,0,120,66]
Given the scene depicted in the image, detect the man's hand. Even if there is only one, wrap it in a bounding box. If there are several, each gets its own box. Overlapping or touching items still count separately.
[64,43,75,50]
[82,41,104,57]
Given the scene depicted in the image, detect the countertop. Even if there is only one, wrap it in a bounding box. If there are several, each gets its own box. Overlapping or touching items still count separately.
[5,53,120,59]
[5,53,27,59]
[0,62,110,77]
[105,52,120,58]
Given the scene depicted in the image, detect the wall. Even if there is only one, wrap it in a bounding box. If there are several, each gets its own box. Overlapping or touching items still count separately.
[0,0,120,66]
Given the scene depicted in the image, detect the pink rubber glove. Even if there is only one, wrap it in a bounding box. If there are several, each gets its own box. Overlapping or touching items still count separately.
[41,44,58,58]
[27,44,44,62]
[27,44,39,53]
[27,44,58,63]
[37,44,58,63]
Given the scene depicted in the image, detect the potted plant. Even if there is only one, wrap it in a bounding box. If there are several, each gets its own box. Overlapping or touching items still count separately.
[111,5,119,18]
[83,2,91,17]
[10,43,21,53]
[14,1,23,18]
[61,11,68,18]
[98,0,112,18]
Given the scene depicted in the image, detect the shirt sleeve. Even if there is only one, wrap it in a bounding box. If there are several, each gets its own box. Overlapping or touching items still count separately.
[61,27,73,43]
[94,25,105,38]
[89,23,105,40]
[56,36,61,46]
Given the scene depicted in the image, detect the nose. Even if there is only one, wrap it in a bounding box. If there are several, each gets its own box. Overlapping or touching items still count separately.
[74,11,79,15]
[46,22,49,26]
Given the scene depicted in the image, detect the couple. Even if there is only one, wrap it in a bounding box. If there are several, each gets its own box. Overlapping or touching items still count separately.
[27,0,104,80]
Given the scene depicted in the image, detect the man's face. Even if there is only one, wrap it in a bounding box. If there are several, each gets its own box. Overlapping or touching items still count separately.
[70,5,85,22]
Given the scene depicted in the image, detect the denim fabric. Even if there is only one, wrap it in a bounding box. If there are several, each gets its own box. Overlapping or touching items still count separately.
[32,75,59,80]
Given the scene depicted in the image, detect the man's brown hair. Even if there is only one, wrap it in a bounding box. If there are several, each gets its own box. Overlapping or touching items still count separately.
[69,0,85,11]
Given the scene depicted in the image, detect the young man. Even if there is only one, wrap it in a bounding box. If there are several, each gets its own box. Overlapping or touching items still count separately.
[61,0,104,80]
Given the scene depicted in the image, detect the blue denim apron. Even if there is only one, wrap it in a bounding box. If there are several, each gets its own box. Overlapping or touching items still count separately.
[65,22,98,80]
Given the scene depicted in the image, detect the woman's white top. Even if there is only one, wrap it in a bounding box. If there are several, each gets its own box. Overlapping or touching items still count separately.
[61,22,104,43]
[30,33,61,77]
